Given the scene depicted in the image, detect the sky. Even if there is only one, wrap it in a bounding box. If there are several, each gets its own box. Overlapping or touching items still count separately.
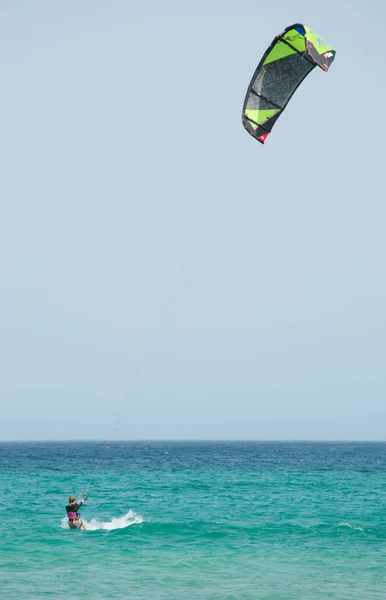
[0,0,385,441]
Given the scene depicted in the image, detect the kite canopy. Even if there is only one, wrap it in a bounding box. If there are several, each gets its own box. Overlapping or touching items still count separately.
[242,24,336,144]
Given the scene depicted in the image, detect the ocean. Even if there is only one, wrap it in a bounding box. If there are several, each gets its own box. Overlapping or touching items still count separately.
[0,441,385,599]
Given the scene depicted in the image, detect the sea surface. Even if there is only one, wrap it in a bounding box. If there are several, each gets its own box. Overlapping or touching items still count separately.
[0,441,385,599]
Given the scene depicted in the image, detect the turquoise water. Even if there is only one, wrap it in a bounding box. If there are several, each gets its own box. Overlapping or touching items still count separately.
[1,442,385,599]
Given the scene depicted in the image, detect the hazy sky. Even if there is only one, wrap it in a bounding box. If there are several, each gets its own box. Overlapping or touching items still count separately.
[1,0,385,441]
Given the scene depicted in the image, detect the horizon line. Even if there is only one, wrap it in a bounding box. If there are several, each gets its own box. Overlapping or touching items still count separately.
[1,438,386,443]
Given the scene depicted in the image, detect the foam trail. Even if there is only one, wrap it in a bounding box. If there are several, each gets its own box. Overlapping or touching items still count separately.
[61,510,143,531]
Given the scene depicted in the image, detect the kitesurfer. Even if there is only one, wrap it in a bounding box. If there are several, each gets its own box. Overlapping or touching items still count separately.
[66,495,88,530]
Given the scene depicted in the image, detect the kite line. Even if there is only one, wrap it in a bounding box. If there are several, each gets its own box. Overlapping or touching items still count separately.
[78,141,238,499]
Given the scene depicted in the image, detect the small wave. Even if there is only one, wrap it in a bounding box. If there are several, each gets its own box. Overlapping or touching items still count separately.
[338,522,364,532]
[61,510,143,531]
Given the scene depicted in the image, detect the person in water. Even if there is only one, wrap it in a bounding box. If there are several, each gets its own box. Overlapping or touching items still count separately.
[66,495,88,530]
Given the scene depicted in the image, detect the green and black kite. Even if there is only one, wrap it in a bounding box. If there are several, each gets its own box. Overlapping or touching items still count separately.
[242,24,336,144]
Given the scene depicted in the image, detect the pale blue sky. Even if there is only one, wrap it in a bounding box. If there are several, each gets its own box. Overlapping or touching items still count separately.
[1,0,385,440]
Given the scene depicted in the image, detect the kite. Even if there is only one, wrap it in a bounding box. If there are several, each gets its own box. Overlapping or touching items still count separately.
[242,24,336,144]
